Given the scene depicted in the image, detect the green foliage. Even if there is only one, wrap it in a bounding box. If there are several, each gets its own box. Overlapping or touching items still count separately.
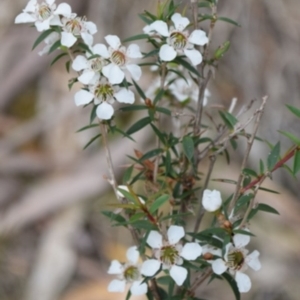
[267,142,280,171]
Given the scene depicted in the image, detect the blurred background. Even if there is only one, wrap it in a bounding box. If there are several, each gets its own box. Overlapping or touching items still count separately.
[0,0,300,299]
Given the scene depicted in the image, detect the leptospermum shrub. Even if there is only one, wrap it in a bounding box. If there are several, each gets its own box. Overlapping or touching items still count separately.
[15,0,300,299]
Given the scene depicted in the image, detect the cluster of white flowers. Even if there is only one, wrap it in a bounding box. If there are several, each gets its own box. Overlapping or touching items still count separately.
[144,13,208,66]
[15,0,142,120]
[201,189,261,293]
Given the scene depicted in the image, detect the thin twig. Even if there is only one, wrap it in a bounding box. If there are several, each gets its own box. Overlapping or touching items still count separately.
[153,62,167,183]
[189,268,213,295]
[228,96,268,214]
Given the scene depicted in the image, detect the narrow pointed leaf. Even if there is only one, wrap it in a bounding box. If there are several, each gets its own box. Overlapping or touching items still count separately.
[267,142,280,171]
[149,194,169,214]
[182,136,194,161]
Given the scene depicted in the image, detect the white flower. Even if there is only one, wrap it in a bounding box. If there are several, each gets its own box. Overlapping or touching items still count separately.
[202,189,222,212]
[74,77,135,120]
[141,225,202,286]
[212,233,261,293]
[148,13,208,65]
[72,44,108,85]
[15,0,72,32]
[95,35,143,84]
[108,246,147,295]
[170,78,210,105]
[60,15,97,48]
[38,31,60,56]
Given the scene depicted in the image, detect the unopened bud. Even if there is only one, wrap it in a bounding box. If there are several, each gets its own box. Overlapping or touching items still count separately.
[203,252,214,260]
[214,41,230,59]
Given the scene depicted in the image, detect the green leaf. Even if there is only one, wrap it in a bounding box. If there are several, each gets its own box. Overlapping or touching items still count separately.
[139,148,164,161]
[32,29,53,50]
[143,48,160,59]
[102,211,127,224]
[222,273,240,300]
[83,133,101,149]
[90,105,97,124]
[155,106,171,115]
[65,60,70,73]
[48,40,61,53]
[257,203,280,215]
[122,33,149,43]
[235,194,253,212]
[278,130,300,146]
[50,52,67,66]
[138,13,153,25]
[219,111,238,130]
[243,168,258,177]
[217,17,241,27]
[198,1,211,8]
[76,123,98,132]
[119,105,148,112]
[123,165,133,184]
[232,229,255,236]
[132,79,146,100]
[130,220,157,230]
[286,104,300,119]
[267,142,280,171]
[258,186,279,194]
[149,194,170,214]
[182,136,194,161]
[174,56,201,77]
[293,150,300,175]
[126,117,151,135]
[150,124,166,145]
[259,159,264,174]
[125,290,132,300]
[153,89,165,105]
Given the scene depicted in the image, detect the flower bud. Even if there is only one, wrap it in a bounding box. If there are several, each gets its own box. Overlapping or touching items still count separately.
[202,189,222,212]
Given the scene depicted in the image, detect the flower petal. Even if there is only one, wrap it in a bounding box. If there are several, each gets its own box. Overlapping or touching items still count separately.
[15,13,35,24]
[85,21,97,34]
[115,89,135,104]
[147,231,163,249]
[93,43,110,58]
[233,230,250,248]
[140,259,161,277]
[180,243,202,260]
[74,90,94,106]
[235,271,251,293]
[72,55,88,71]
[54,3,72,17]
[126,64,142,81]
[24,0,36,12]
[130,281,148,295]
[167,225,184,245]
[105,35,121,49]
[81,32,93,46]
[149,20,169,37]
[126,44,143,58]
[78,70,96,85]
[107,279,126,293]
[61,32,77,48]
[108,260,123,275]
[46,0,55,6]
[184,49,203,66]
[35,19,51,32]
[171,13,189,31]
[159,44,177,62]
[188,29,208,46]
[96,102,114,120]
[246,250,261,271]
[102,64,124,84]
[170,265,187,286]
[126,246,139,264]
[212,258,227,275]
[202,189,222,212]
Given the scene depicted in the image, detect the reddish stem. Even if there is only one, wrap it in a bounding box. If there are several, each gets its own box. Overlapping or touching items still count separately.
[240,145,299,194]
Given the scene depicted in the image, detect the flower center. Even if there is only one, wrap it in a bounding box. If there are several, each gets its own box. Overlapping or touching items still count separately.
[170,32,187,50]
[65,18,83,35]
[38,3,52,20]
[111,51,126,66]
[227,251,244,270]
[123,265,140,282]
[94,83,114,102]
[90,57,104,72]
[160,245,180,267]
